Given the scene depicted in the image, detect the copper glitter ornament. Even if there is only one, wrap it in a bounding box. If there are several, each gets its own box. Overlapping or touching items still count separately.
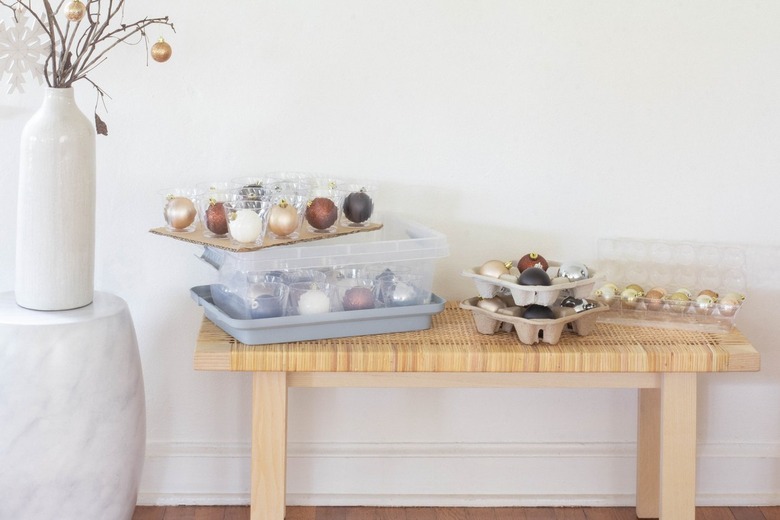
[205,200,228,236]
[151,37,172,63]
[342,287,375,311]
[517,252,548,272]
[305,197,338,230]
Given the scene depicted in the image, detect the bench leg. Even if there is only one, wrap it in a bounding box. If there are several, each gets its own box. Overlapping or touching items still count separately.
[251,372,288,520]
[659,373,697,520]
[636,387,660,518]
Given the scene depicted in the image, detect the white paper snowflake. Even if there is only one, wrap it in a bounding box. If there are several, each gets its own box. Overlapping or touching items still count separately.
[0,12,50,94]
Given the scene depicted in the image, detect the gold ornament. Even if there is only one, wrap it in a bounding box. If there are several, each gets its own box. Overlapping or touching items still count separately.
[151,37,172,63]
[477,260,512,278]
[164,196,196,230]
[268,200,299,237]
[66,0,86,22]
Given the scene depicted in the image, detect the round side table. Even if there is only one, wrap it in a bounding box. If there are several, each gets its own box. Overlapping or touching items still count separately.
[0,292,146,520]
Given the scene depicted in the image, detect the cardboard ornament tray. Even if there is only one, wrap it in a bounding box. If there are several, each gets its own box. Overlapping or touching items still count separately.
[150,221,383,252]
[460,296,609,345]
[462,261,603,306]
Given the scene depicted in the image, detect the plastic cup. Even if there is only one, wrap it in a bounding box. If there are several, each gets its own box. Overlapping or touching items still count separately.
[224,199,271,246]
[231,176,275,202]
[288,282,335,316]
[197,190,241,238]
[246,282,289,319]
[196,181,241,194]
[304,187,346,234]
[328,266,367,283]
[374,268,429,307]
[282,269,328,285]
[160,187,198,233]
[340,183,377,227]
[335,278,378,311]
[266,194,305,240]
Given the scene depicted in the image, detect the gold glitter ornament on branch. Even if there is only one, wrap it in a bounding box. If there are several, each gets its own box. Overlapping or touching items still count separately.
[65,0,86,22]
[151,37,172,63]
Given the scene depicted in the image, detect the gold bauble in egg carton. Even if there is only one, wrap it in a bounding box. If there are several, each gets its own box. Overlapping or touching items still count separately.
[594,282,745,317]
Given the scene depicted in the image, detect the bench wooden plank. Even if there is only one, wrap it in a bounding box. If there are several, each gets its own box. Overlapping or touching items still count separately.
[194,303,759,374]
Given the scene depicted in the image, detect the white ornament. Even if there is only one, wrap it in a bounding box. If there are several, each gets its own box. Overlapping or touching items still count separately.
[0,12,49,94]
[228,209,263,243]
[298,290,330,315]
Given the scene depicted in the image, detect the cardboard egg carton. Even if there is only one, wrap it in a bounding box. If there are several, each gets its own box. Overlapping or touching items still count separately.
[459,296,609,345]
[461,261,602,306]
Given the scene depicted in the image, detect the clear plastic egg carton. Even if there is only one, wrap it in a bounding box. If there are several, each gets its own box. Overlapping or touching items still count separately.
[462,261,602,306]
[460,296,608,345]
[593,238,760,332]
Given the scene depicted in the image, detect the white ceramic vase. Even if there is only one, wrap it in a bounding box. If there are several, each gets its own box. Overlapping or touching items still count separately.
[16,87,96,310]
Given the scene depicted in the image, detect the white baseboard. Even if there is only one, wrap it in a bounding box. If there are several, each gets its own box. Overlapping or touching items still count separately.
[137,441,780,507]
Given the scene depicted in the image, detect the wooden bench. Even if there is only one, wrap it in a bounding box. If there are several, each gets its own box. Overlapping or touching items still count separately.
[194,302,760,520]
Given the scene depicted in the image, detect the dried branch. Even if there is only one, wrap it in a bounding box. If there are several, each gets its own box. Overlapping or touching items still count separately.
[1,0,173,88]
[2,0,173,133]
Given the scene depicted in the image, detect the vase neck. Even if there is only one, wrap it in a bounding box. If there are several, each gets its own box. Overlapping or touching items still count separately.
[41,87,77,107]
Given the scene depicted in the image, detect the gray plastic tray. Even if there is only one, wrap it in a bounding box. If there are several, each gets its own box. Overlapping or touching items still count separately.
[190,285,446,345]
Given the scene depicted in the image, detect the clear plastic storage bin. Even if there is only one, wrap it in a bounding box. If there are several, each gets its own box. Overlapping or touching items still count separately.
[194,213,450,342]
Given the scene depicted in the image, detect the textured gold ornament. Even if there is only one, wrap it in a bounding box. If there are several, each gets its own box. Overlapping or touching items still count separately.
[151,37,172,63]
[66,0,86,22]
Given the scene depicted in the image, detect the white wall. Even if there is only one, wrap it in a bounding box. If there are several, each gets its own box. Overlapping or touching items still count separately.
[1,0,779,507]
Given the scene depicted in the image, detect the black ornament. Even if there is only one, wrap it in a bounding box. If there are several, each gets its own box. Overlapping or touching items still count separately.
[523,304,555,319]
[518,267,552,286]
[343,191,374,224]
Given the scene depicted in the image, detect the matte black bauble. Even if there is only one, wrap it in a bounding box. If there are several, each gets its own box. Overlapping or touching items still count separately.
[518,267,552,286]
[523,304,555,320]
[343,191,374,224]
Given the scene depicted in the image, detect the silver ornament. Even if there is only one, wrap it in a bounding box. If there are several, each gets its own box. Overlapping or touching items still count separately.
[387,281,419,306]
[557,262,589,282]
[560,296,596,312]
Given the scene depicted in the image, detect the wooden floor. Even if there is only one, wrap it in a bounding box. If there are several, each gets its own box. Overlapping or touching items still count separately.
[132,506,780,520]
